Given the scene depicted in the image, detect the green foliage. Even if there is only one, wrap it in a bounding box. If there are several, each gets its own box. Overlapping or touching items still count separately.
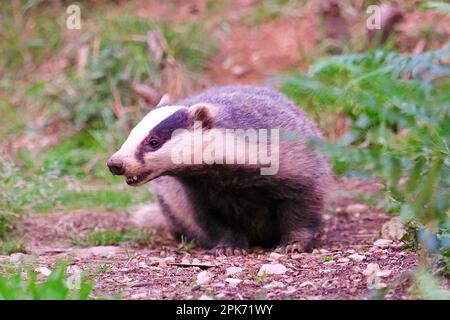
[421,2,450,14]
[0,263,93,300]
[412,269,450,299]
[281,44,450,273]
[72,228,155,247]
[253,271,269,286]
[0,240,26,255]
[0,155,148,239]
[0,156,62,215]
[175,235,197,253]
[0,1,64,74]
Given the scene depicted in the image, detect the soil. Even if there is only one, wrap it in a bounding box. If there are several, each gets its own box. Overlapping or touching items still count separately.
[5,178,418,300]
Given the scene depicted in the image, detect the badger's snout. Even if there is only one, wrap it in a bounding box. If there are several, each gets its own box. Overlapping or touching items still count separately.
[107,157,125,175]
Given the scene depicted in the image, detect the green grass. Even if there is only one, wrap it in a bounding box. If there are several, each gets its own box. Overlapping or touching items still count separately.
[0,263,93,300]
[0,1,65,75]
[71,228,155,247]
[175,235,197,253]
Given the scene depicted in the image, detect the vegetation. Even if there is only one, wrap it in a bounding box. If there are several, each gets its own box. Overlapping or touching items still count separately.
[71,228,155,247]
[0,263,93,300]
[281,44,450,281]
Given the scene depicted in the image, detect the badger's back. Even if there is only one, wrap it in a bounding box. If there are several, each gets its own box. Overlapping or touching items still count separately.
[177,85,321,136]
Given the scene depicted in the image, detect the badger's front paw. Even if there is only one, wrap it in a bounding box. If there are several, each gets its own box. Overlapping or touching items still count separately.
[210,246,248,256]
[275,241,306,254]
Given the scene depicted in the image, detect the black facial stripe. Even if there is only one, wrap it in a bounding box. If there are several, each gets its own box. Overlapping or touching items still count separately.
[135,108,189,162]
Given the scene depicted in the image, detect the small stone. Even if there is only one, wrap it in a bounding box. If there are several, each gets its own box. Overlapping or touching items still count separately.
[67,265,82,275]
[299,281,317,289]
[320,269,333,273]
[181,256,190,264]
[231,65,249,77]
[363,263,380,276]
[345,204,368,214]
[198,294,214,300]
[192,258,201,264]
[284,286,297,294]
[196,271,213,286]
[225,266,243,276]
[291,253,302,259]
[373,239,393,248]
[9,253,26,264]
[319,249,329,254]
[324,260,336,265]
[225,278,242,286]
[346,249,356,254]
[35,267,52,277]
[348,253,366,262]
[263,281,286,289]
[376,269,392,277]
[284,277,294,284]
[258,263,287,276]
[211,282,225,288]
[268,252,284,260]
[73,246,119,258]
[374,282,388,289]
[130,293,148,299]
[381,217,406,241]
[338,258,350,263]
[163,256,175,264]
[138,262,150,269]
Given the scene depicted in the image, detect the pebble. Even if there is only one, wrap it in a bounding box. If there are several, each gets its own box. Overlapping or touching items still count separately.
[263,281,286,289]
[196,271,213,286]
[348,253,366,262]
[10,253,27,264]
[268,252,284,260]
[345,204,368,214]
[35,267,52,277]
[299,281,317,289]
[226,266,243,276]
[258,263,287,276]
[373,239,393,248]
[225,278,243,286]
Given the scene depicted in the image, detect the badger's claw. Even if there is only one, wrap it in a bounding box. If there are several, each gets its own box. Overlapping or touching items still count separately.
[275,242,306,254]
[211,246,248,256]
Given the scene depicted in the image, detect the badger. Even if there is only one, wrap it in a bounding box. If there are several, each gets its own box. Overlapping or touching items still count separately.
[107,85,332,255]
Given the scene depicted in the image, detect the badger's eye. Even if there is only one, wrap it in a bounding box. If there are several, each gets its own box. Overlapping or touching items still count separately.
[148,138,159,148]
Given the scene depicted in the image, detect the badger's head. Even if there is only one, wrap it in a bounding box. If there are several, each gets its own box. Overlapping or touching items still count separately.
[107,103,216,186]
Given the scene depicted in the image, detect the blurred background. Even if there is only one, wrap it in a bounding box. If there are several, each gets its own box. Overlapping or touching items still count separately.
[0,0,449,299]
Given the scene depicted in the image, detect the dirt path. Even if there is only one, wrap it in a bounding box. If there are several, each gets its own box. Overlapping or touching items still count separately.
[4,178,417,299]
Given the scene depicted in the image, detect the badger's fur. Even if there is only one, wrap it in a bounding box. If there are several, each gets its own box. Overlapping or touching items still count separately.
[108,85,332,254]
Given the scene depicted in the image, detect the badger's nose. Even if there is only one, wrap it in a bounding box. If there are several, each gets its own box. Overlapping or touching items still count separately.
[107,158,125,175]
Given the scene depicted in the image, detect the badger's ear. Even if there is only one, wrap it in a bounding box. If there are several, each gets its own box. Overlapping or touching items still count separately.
[187,103,218,129]
[156,94,171,107]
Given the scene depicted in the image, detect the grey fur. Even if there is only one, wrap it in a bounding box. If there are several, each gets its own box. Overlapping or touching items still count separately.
[152,85,332,252]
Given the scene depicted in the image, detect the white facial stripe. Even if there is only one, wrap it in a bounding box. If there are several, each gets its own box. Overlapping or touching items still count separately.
[117,105,186,157]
